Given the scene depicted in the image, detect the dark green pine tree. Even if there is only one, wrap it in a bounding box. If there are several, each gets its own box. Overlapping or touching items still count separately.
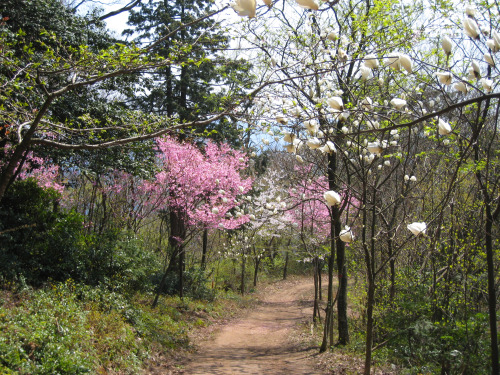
[125,0,252,146]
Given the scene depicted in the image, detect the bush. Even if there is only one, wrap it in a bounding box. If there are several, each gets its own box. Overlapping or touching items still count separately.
[0,179,86,284]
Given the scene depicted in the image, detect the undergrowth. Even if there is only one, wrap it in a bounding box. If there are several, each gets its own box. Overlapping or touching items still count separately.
[0,279,253,374]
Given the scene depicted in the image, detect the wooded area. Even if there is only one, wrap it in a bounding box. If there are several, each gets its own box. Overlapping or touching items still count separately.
[0,0,499,373]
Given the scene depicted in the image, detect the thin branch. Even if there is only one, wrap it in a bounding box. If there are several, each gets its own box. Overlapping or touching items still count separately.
[95,0,141,22]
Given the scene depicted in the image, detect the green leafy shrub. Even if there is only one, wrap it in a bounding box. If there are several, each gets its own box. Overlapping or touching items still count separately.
[0,179,86,284]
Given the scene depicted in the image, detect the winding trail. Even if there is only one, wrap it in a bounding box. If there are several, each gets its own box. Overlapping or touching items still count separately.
[180,278,325,374]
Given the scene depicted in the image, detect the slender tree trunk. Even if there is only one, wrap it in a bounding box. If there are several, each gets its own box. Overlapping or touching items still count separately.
[320,250,335,352]
[484,209,499,375]
[253,257,260,287]
[335,214,349,345]
[313,257,321,324]
[241,250,246,295]
[201,228,208,270]
[283,251,289,280]
[179,245,184,299]
[318,261,323,300]
[364,276,375,375]
[389,238,396,302]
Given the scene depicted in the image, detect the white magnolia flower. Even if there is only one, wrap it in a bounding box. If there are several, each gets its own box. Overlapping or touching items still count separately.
[319,141,337,154]
[296,155,304,163]
[276,116,288,125]
[438,118,452,135]
[404,174,410,181]
[469,61,481,79]
[283,132,296,143]
[442,35,453,56]
[435,71,452,85]
[465,4,476,17]
[390,98,407,110]
[327,96,344,111]
[407,222,427,236]
[362,97,373,110]
[295,0,319,10]
[399,54,413,73]
[486,38,500,53]
[410,175,417,182]
[231,0,256,18]
[366,119,380,129]
[304,120,319,135]
[306,137,322,149]
[339,226,354,242]
[454,81,468,94]
[328,31,338,41]
[384,160,391,167]
[485,53,495,66]
[493,30,500,50]
[463,17,480,39]
[293,138,303,150]
[360,66,373,81]
[324,190,342,207]
[262,139,270,145]
[480,78,493,92]
[363,54,379,69]
[212,207,219,214]
[385,52,401,70]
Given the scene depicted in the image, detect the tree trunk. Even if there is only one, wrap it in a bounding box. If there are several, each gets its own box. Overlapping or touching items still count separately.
[283,251,289,280]
[201,228,208,270]
[240,251,246,295]
[253,257,260,287]
[335,210,349,345]
[320,250,335,352]
[363,275,375,375]
[179,244,184,299]
[483,198,499,375]
[313,257,321,324]
[318,261,322,300]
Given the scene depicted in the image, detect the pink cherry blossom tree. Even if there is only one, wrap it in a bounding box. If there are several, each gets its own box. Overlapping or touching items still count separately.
[152,136,253,302]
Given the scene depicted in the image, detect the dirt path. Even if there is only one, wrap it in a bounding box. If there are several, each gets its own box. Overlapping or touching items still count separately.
[179,278,325,375]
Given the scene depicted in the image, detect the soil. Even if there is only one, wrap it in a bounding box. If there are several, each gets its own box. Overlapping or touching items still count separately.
[175,277,325,375]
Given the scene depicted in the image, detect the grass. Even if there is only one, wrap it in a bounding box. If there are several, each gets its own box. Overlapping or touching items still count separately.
[0,279,256,374]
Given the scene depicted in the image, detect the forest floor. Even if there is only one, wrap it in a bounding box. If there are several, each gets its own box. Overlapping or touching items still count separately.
[143,276,397,374]
[144,276,325,374]
[178,277,323,375]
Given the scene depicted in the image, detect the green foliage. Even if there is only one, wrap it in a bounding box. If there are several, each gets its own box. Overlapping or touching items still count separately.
[0,179,162,289]
[374,269,491,374]
[0,179,85,284]
[0,277,253,374]
[155,266,216,301]
[79,230,161,291]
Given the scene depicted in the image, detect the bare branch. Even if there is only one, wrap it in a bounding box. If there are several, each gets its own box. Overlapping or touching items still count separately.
[30,112,230,150]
